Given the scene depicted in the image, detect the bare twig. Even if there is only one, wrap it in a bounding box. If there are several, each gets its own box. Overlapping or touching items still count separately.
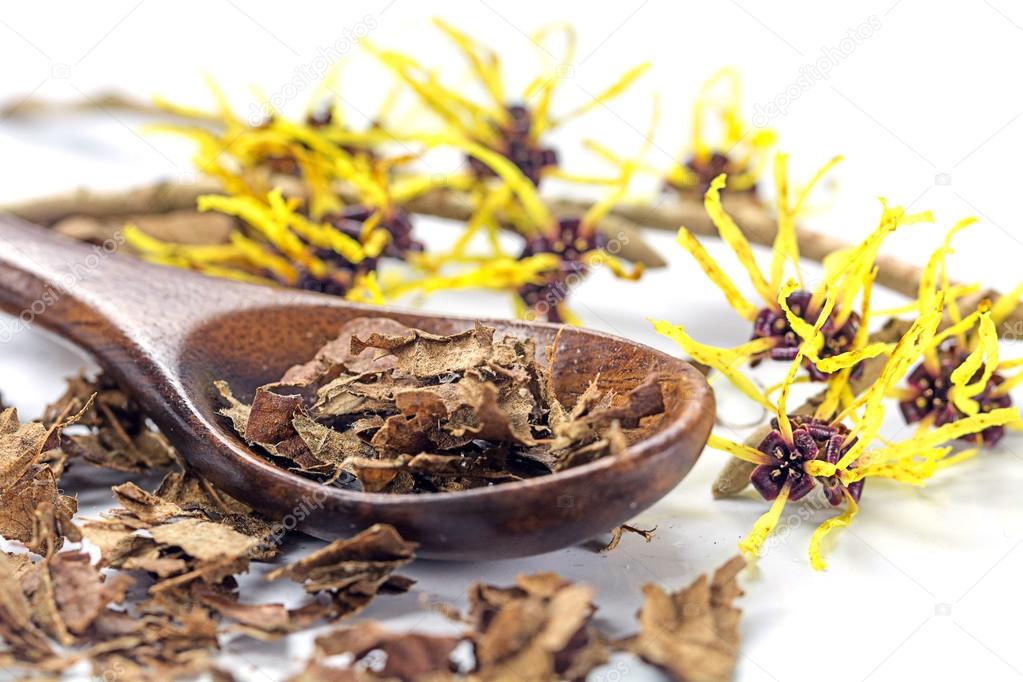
[0,179,666,268]
[3,91,1019,325]
[0,92,215,124]
[5,181,1020,329]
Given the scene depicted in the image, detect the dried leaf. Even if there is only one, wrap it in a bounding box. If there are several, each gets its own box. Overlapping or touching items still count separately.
[267,524,416,617]
[0,409,81,550]
[350,323,496,379]
[215,321,666,494]
[621,555,746,682]
[315,622,460,681]
[468,572,608,680]
[0,553,56,663]
[45,373,176,473]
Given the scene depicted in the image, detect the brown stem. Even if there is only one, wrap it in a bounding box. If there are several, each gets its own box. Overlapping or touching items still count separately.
[406,190,1023,333]
[1,180,666,268]
[0,92,216,123]
[4,92,1020,326]
[711,318,914,498]
[4,182,1021,329]
[1,180,218,226]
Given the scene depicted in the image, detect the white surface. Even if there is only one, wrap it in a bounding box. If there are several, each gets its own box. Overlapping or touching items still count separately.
[2,2,1023,681]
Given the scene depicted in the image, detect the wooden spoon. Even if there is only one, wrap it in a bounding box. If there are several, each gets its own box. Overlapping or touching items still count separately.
[0,215,714,559]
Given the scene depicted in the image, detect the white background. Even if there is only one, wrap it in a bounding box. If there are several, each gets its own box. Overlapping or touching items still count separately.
[2,2,1023,680]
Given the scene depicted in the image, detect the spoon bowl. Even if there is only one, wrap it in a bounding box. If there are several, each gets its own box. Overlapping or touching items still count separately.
[0,215,714,559]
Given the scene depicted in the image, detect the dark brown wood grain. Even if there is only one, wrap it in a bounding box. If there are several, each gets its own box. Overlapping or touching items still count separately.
[0,214,715,559]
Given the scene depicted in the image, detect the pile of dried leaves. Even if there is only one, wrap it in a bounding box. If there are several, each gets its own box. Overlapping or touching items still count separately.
[216,319,666,493]
[0,343,739,681]
[0,377,424,679]
[2,476,419,678]
[291,556,746,681]
[43,371,177,473]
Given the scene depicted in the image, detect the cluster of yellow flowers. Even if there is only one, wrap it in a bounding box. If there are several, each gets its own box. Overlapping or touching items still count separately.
[125,21,772,323]
[654,153,1023,569]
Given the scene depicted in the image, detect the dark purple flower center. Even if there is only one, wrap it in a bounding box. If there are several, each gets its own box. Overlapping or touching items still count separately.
[466,104,559,187]
[752,416,863,506]
[750,290,860,381]
[899,344,1013,446]
[281,206,421,296]
[324,205,422,259]
[664,152,756,196]
[516,218,606,323]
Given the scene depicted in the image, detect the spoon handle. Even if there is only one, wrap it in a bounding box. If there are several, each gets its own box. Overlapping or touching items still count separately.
[0,214,264,354]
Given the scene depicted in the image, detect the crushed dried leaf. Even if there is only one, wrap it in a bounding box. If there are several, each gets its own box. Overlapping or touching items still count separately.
[215,318,665,493]
[43,372,177,474]
[618,555,745,682]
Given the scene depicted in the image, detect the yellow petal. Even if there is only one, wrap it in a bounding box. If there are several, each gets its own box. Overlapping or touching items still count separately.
[815,342,893,373]
[705,174,774,303]
[775,351,805,443]
[809,491,859,571]
[990,280,1023,327]
[432,18,506,109]
[739,482,791,558]
[777,279,825,359]
[769,153,843,292]
[993,368,1023,397]
[653,320,777,410]
[804,460,837,477]
[675,226,759,321]
[838,296,944,468]
[871,406,1018,462]
[418,134,552,229]
[554,62,650,125]
[708,434,772,465]
[950,313,998,415]
[769,152,794,292]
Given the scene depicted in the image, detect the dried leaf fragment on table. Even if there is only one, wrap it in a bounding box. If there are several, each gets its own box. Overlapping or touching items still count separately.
[292,570,611,681]
[43,372,177,474]
[267,524,417,614]
[0,406,84,550]
[619,555,746,682]
[313,622,461,681]
[466,571,608,680]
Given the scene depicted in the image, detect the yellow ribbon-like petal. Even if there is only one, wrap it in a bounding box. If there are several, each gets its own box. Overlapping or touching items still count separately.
[705,174,774,304]
[809,490,859,571]
[675,227,759,321]
[653,320,777,410]
[739,482,791,558]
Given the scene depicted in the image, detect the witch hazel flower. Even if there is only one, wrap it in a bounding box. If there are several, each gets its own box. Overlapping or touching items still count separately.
[367,18,648,189]
[700,286,1018,570]
[655,159,933,416]
[384,135,644,323]
[888,219,1023,445]
[663,68,777,197]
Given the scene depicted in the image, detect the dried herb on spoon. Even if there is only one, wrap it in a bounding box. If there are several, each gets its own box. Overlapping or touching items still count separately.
[215,319,666,493]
